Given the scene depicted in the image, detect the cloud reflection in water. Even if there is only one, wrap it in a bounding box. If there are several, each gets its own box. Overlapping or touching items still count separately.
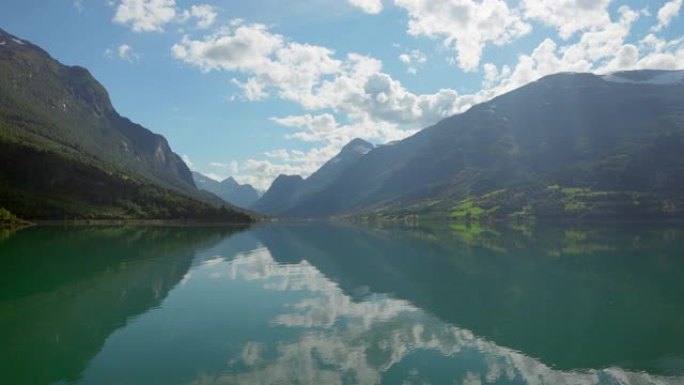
[189,246,684,385]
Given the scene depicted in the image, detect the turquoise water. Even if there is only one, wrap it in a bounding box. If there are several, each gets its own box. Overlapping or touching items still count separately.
[1,222,683,384]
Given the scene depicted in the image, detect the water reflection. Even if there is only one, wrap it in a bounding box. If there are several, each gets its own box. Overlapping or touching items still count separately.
[0,222,683,385]
[175,237,681,385]
[252,223,684,374]
[0,226,246,385]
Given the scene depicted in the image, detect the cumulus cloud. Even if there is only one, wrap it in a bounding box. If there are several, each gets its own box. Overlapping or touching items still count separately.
[178,4,218,29]
[653,0,683,31]
[173,24,342,108]
[394,0,531,72]
[172,22,464,127]
[520,0,612,39]
[479,4,684,97]
[274,114,415,145]
[348,0,383,14]
[171,21,477,189]
[479,6,640,96]
[113,0,177,32]
[173,2,684,191]
[399,49,427,74]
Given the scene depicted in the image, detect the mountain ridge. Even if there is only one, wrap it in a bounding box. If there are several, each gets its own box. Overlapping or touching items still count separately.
[252,138,374,215]
[253,70,684,220]
[192,172,260,209]
[0,28,251,221]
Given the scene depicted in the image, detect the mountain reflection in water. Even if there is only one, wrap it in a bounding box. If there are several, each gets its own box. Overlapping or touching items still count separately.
[0,222,682,385]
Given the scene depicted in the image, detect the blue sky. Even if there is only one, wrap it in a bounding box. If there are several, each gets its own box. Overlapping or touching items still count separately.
[1,0,683,189]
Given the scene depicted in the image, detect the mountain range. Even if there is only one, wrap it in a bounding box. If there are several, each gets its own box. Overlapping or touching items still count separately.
[3,25,684,222]
[0,28,251,222]
[192,172,259,209]
[251,138,374,215]
[253,70,684,220]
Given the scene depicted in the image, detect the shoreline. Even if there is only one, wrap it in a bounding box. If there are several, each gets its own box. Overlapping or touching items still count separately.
[31,219,257,227]
[9,216,684,228]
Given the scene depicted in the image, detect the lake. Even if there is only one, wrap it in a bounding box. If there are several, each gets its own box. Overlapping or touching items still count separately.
[1,222,683,385]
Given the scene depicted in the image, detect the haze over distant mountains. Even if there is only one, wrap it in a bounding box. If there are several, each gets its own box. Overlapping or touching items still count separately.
[251,138,374,215]
[0,28,251,221]
[192,172,259,209]
[252,70,684,220]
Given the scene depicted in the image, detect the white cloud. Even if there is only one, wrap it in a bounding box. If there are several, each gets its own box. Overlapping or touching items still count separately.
[231,77,269,101]
[348,0,383,14]
[118,44,137,62]
[394,0,531,72]
[520,0,612,39]
[181,154,194,169]
[398,49,427,74]
[234,159,308,190]
[653,0,683,31]
[170,20,493,189]
[174,3,684,191]
[113,0,177,32]
[274,113,414,145]
[482,62,511,88]
[179,4,218,29]
[173,23,462,127]
[232,115,416,190]
[480,4,684,96]
[172,23,285,73]
[105,44,139,62]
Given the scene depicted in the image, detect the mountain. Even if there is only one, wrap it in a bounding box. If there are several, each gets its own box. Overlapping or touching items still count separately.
[251,138,374,215]
[192,172,259,209]
[251,175,304,214]
[0,28,251,221]
[268,70,684,220]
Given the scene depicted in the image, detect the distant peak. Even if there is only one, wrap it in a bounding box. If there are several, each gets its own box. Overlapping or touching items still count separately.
[221,176,239,187]
[274,174,304,182]
[340,138,374,155]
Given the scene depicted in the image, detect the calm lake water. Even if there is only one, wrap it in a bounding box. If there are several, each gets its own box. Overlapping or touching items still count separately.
[1,222,683,385]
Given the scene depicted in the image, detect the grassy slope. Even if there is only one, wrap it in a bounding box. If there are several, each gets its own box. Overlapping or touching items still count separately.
[358,185,676,222]
[343,72,684,221]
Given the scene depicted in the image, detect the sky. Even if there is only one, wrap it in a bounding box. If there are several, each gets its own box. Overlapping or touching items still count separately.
[1,0,683,190]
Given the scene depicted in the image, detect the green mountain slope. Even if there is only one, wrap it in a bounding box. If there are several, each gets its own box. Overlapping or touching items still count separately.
[192,172,259,209]
[273,70,684,220]
[0,28,251,221]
